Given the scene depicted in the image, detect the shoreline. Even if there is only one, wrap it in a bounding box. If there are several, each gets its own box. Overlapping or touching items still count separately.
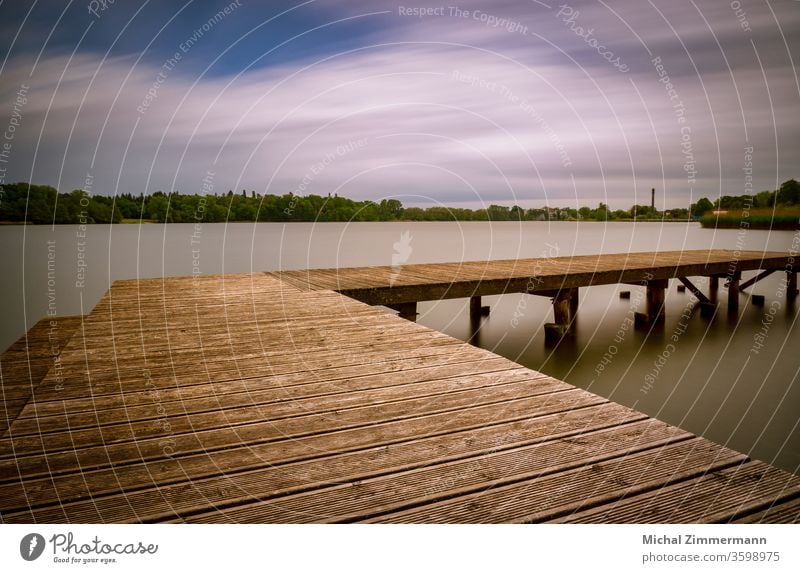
[4,219,798,229]
[0,219,699,225]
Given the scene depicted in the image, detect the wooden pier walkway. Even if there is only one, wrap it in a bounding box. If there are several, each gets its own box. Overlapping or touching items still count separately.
[0,250,798,523]
[0,316,83,436]
[272,249,797,338]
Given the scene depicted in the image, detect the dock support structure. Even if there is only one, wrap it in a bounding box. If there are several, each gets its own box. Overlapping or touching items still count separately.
[633,279,667,327]
[727,271,741,311]
[469,296,491,322]
[389,302,418,322]
[544,288,577,344]
[470,296,481,321]
[709,276,719,304]
[679,276,717,318]
[787,271,798,299]
[739,269,775,292]
[647,279,668,324]
[677,277,712,305]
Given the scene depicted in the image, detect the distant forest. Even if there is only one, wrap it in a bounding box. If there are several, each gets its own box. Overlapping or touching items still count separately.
[0,179,798,225]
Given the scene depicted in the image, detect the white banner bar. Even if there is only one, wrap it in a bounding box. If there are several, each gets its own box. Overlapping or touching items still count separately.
[1,524,798,572]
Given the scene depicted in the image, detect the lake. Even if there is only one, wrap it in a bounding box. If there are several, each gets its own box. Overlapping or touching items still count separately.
[1,221,798,473]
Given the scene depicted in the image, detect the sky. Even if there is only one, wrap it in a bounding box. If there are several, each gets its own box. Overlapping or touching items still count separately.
[0,0,798,209]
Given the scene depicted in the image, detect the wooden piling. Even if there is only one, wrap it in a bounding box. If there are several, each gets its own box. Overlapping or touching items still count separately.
[390,301,418,322]
[553,290,573,325]
[709,276,719,304]
[545,288,577,344]
[470,296,482,321]
[787,271,798,299]
[645,279,668,323]
[570,288,579,317]
[727,271,741,311]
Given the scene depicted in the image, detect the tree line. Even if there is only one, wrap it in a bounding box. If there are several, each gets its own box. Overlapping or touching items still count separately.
[690,178,800,215]
[0,179,797,224]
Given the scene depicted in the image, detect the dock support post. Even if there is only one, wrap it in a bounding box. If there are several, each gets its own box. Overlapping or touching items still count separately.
[787,271,798,299]
[470,296,482,321]
[645,279,668,324]
[390,301,418,322]
[570,288,579,317]
[544,288,577,344]
[709,276,719,303]
[727,271,741,311]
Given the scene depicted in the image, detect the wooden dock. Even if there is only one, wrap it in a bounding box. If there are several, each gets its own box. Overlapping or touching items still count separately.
[272,249,797,340]
[0,249,798,523]
[0,316,83,436]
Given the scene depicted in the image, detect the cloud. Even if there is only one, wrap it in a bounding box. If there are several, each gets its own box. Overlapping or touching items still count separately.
[1,0,798,208]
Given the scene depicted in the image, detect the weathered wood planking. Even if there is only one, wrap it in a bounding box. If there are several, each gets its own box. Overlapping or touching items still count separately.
[551,462,800,524]
[270,250,793,305]
[0,253,798,523]
[0,316,83,436]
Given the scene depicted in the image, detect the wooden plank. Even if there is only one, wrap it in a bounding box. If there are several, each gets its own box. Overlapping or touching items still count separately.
[1,316,83,435]
[0,395,617,516]
[7,367,541,436]
[183,419,691,523]
[733,496,800,524]
[29,341,494,403]
[553,461,800,523]
[0,386,598,482]
[19,356,519,419]
[363,439,747,523]
[0,377,571,458]
[48,318,458,366]
[1,403,646,522]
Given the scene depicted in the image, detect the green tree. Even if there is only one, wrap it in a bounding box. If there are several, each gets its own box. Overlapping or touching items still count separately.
[378,199,403,220]
[691,198,713,217]
[754,190,774,208]
[777,179,800,205]
[147,195,170,222]
[487,205,511,221]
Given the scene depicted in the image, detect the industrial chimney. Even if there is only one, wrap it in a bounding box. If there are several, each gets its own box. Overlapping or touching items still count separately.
[651,188,655,210]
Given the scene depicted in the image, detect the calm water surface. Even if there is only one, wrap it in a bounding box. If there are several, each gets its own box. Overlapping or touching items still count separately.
[1,221,798,472]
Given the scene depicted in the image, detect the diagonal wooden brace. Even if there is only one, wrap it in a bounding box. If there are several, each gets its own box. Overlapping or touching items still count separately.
[677,277,712,305]
[739,269,775,291]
